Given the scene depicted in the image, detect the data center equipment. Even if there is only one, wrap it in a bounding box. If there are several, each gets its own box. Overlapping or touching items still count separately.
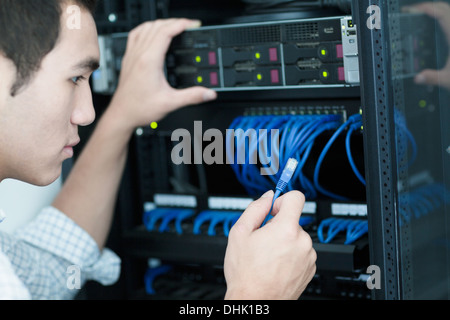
[81,0,450,300]
[92,15,359,94]
[166,16,359,90]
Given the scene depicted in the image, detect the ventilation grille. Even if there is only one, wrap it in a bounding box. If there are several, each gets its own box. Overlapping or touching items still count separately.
[220,25,281,46]
[285,22,319,41]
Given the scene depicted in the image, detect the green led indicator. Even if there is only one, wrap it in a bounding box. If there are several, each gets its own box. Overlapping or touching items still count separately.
[151,122,158,130]
[419,100,427,108]
[195,56,202,63]
[321,49,327,56]
[197,76,203,83]
[257,74,263,81]
[255,52,261,59]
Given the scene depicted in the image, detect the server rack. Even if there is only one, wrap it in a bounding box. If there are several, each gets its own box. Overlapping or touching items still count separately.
[80,0,450,300]
[354,0,450,299]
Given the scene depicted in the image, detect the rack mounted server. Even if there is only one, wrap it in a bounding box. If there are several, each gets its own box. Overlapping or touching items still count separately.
[92,16,359,94]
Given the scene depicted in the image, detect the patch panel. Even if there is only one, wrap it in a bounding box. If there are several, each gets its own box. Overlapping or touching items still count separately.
[143,263,227,300]
[124,202,369,279]
[303,273,371,300]
[143,207,317,237]
[243,104,349,121]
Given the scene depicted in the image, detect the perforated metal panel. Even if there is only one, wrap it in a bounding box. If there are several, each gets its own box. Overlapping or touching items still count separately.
[386,0,414,299]
[353,0,401,300]
[221,25,281,45]
[285,22,319,41]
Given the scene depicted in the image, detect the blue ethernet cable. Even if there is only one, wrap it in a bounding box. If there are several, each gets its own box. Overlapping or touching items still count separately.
[143,208,173,232]
[318,218,368,244]
[158,210,183,233]
[398,183,450,226]
[258,115,288,185]
[144,265,172,295]
[344,220,368,244]
[318,218,352,243]
[192,211,242,237]
[285,116,313,157]
[143,208,195,234]
[193,211,214,235]
[228,113,357,200]
[280,116,310,168]
[394,109,418,168]
[287,115,327,158]
[208,212,229,236]
[249,115,284,191]
[314,114,362,201]
[299,215,314,227]
[207,211,241,236]
[173,209,195,235]
[275,117,298,174]
[276,114,341,198]
[240,116,275,194]
[231,116,271,195]
[346,121,366,186]
[418,184,445,209]
[224,214,240,237]
[402,125,418,168]
[227,116,252,193]
[295,142,317,199]
[261,158,299,226]
[289,117,342,197]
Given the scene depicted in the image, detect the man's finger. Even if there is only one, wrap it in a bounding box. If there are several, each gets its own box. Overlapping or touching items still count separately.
[415,69,441,86]
[269,191,306,225]
[126,18,201,57]
[167,87,217,110]
[146,19,202,56]
[232,190,274,233]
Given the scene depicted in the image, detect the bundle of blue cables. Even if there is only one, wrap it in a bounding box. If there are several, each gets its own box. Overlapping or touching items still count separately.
[317,217,368,244]
[193,210,315,236]
[394,108,418,169]
[227,112,366,200]
[313,113,365,201]
[398,183,450,226]
[193,210,242,237]
[143,208,196,235]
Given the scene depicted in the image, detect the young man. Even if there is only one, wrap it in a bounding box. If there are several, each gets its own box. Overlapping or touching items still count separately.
[0,0,316,300]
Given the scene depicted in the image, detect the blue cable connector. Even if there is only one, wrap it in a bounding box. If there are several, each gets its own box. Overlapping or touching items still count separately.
[262,158,299,226]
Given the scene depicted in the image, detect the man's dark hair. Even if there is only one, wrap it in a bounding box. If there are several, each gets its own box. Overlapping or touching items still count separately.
[0,0,98,96]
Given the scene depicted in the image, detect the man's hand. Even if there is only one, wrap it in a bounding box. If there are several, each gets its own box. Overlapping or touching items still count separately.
[404,2,450,90]
[224,190,317,300]
[109,18,217,130]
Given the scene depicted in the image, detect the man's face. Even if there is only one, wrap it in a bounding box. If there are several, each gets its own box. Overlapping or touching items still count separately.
[0,6,99,186]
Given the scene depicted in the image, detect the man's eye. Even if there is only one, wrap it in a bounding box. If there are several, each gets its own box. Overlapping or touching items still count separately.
[71,76,86,85]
